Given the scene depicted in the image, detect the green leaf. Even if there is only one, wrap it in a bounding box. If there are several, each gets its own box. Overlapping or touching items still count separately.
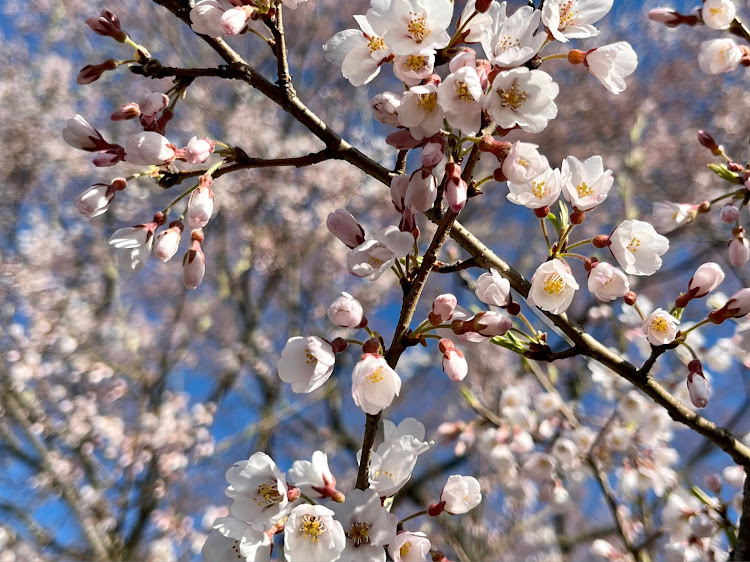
[707,163,743,184]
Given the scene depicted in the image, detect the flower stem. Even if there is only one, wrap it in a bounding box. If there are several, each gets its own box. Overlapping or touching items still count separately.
[398,509,429,526]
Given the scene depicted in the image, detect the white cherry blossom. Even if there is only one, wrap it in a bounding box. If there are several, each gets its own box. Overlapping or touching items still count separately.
[347,226,414,280]
[642,308,680,346]
[560,154,613,211]
[124,131,175,166]
[201,516,272,562]
[388,532,431,562]
[392,50,435,86]
[542,0,614,42]
[351,354,401,415]
[698,38,742,74]
[367,0,453,56]
[528,259,579,314]
[398,84,444,140]
[475,268,511,307]
[583,42,638,94]
[225,452,289,526]
[484,67,559,133]
[609,219,669,276]
[324,15,391,87]
[440,475,482,514]
[330,488,398,562]
[437,66,484,134]
[328,292,364,328]
[702,0,736,30]
[507,167,562,210]
[652,201,699,233]
[190,0,231,37]
[480,2,546,68]
[277,336,335,393]
[587,262,629,302]
[75,183,115,218]
[502,141,549,184]
[287,451,335,498]
[284,504,346,562]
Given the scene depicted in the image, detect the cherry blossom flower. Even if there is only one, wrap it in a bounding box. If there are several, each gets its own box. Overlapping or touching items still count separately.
[721,203,740,223]
[277,336,336,393]
[220,6,252,35]
[323,15,392,87]
[404,169,438,212]
[702,0,736,30]
[484,68,559,133]
[458,0,498,42]
[108,218,162,272]
[440,475,482,514]
[183,230,206,289]
[439,339,468,382]
[225,452,289,526]
[351,354,401,415]
[185,136,215,164]
[330,488,398,562]
[579,42,638,95]
[62,114,112,151]
[139,92,169,117]
[283,504,346,562]
[327,208,365,249]
[367,0,453,56]
[560,155,613,211]
[698,38,742,74]
[709,288,750,323]
[479,3,546,68]
[287,451,337,499]
[587,261,629,302]
[75,179,125,218]
[430,294,457,324]
[124,131,175,166]
[328,292,364,328]
[388,531,431,562]
[687,360,710,408]
[437,66,483,134]
[371,92,402,127]
[642,308,679,346]
[729,235,750,267]
[398,84,444,140]
[683,262,725,303]
[542,0,614,42]
[476,268,512,307]
[383,417,434,456]
[190,0,232,37]
[153,222,183,262]
[609,219,669,276]
[392,51,436,87]
[186,181,215,229]
[652,201,699,233]
[502,141,549,184]
[528,259,579,314]
[347,226,413,280]
[506,167,562,211]
[201,516,272,562]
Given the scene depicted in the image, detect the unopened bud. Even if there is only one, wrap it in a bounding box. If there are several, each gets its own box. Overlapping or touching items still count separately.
[427,502,445,517]
[85,10,128,42]
[648,8,697,27]
[111,102,141,121]
[728,161,743,172]
[430,294,457,325]
[286,486,301,503]
[592,234,611,248]
[567,49,586,65]
[327,208,365,249]
[77,59,119,85]
[697,130,722,155]
[721,203,740,223]
[570,209,586,224]
[624,291,637,306]
[533,206,550,219]
[687,363,710,409]
[478,136,511,160]
[362,338,381,355]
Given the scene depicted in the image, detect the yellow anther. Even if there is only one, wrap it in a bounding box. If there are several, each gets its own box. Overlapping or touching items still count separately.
[497,82,527,111]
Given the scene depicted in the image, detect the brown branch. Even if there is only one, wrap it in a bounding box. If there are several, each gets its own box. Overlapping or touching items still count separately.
[431,257,478,273]
[731,469,750,560]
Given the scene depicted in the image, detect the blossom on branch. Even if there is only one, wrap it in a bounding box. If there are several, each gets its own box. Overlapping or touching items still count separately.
[528,259,579,314]
[277,336,336,393]
[609,219,669,276]
[284,504,346,562]
[484,68,559,133]
[323,15,392,87]
[225,452,289,527]
[542,0,614,42]
[330,488,397,562]
[351,354,401,415]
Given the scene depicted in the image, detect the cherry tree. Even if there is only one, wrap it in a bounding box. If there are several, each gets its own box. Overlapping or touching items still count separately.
[4,0,750,560]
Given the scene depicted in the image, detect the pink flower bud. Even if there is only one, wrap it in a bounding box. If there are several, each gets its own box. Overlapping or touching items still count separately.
[385,129,422,149]
[430,294,457,325]
[728,236,750,267]
[111,102,141,121]
[371,92,402,128]
[439,339,468,382]
[721,203,740,223]
[186,183,215,229]
[92,147,125,167]
[326,208,365,249]
[124,131,175,165]
[421,142,445,168]
[687,361,710,408]
[445,175,468,213]
[140,92,170,117]
[75,183,115,217]
[77,59,118,85]
[689,262,725,298]
[710,287,750,324]
[154,221,184,262]
[85,10,128,42]
[391,175,409,212]
[185,136,215,164]
[404,170,437,213]
[327,292,365,328]
[183,230,206,290]
[220,6,251,35]
[648,8,697,27]
[62,114,111,152]
[469,311,512,337]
